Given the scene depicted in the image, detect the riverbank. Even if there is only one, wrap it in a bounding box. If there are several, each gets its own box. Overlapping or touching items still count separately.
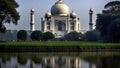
[0,41,120,52]
[0,41,120,47]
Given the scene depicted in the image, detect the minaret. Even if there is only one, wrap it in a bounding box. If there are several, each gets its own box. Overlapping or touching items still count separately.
[89,8,93,30]
[30,9,35,31]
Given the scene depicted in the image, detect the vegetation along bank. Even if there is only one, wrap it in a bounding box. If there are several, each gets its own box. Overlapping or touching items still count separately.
[0,41,120,52]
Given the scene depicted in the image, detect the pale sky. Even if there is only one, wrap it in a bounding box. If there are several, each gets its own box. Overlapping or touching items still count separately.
[5,0,113,30]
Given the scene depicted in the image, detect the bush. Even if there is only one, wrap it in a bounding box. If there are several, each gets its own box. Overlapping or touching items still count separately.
[17,30,27,41]
[65,31,82,41]
[84,30,100,41]
[31,30,42,41]
[42,32,55,41]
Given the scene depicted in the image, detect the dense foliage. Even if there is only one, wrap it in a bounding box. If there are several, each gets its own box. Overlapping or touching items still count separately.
[95,1,120,42]
[104,1,120,11]
[108,18,120,42]
[84,30,100,41]
[30,30,42,41]
[17,30,27,41]
[42,32,55,41]
[65,31,83,41]
[0,0,20,32]
[0,41,120,47]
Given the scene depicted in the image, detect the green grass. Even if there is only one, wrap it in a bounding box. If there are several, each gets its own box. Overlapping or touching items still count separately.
[0,41,120,47]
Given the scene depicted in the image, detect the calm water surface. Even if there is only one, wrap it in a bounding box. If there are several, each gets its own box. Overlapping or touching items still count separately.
[0,52,120,68]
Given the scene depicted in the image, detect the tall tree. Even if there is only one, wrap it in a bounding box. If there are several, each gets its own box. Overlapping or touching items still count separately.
[65,31,81,41]
[104,1,120,11]
[108,18,120,42]
[0,0,20,32]
[30,30,42,41]
[95,1,120,42]
[17,30,27,41]
[42,32,55,41]
[84,30,100,42]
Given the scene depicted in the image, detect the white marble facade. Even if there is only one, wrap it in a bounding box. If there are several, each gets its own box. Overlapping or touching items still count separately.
[41,0,80,38]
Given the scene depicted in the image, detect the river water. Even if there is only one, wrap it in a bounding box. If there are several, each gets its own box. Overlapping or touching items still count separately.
[0,52,120,68]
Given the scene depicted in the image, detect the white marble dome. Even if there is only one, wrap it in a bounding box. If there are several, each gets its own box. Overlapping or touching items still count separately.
[51,0,69,16]
[45,11,51,18]
[70,11,76,18]
[31,9,35,12]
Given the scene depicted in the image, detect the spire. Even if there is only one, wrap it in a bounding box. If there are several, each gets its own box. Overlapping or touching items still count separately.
[59,0,62,1]
[30,9,35,31]
[72,10,74,13]
[89,8,93,31]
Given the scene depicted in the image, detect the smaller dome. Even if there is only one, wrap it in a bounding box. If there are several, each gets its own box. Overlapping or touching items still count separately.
[89,8,93,12]
[31,9,35,12]
[45,11,52,18]
[70,11,76,18]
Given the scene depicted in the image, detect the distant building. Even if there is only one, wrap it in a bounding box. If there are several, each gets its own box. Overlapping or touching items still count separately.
[41,0,81,38]
[0,0,89,41]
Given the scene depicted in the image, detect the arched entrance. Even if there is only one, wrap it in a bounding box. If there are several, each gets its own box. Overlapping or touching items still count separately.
[55,21,66,31]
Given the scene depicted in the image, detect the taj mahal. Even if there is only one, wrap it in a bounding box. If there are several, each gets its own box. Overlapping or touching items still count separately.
[0,0,94,40]
[40,0,81,38]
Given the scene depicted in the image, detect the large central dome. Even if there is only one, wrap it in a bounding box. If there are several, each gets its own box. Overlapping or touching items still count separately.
[51,0,69,16]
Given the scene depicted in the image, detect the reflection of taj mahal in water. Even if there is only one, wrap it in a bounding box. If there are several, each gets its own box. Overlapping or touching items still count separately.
[0,56,96,68]
[41,0,80,38]
[42,57,81,68]
[41,56,96,68]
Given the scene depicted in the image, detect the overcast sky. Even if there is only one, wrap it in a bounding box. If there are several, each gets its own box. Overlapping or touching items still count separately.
[5,0,113,30]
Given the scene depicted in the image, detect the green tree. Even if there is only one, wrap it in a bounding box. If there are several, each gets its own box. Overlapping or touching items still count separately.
[65,31,82,41]
[30,30,42,41]
[17,30,27,41]
[95,1,120,42]
[108,18,120,42]
[42,32,55,41]
[83,30,100,42]
[0,0,20,32]
[104,1,120,11]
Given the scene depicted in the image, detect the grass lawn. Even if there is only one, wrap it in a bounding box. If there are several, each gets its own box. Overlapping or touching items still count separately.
[0,41,120,47]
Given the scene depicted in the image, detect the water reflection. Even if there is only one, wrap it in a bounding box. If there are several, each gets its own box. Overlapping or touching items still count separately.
[42,56,83,68]
[0,52,120,68]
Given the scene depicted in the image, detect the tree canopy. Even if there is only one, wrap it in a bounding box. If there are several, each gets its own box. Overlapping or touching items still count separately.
[0,0,20,32]
[95,1,120,42]
[84,30,100,42]
[30,30,42,41]
[108,18,120,42]
[42,32,55,41]
[104,1,120,11]
[65,31,82,41]
[17,30,27,41]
